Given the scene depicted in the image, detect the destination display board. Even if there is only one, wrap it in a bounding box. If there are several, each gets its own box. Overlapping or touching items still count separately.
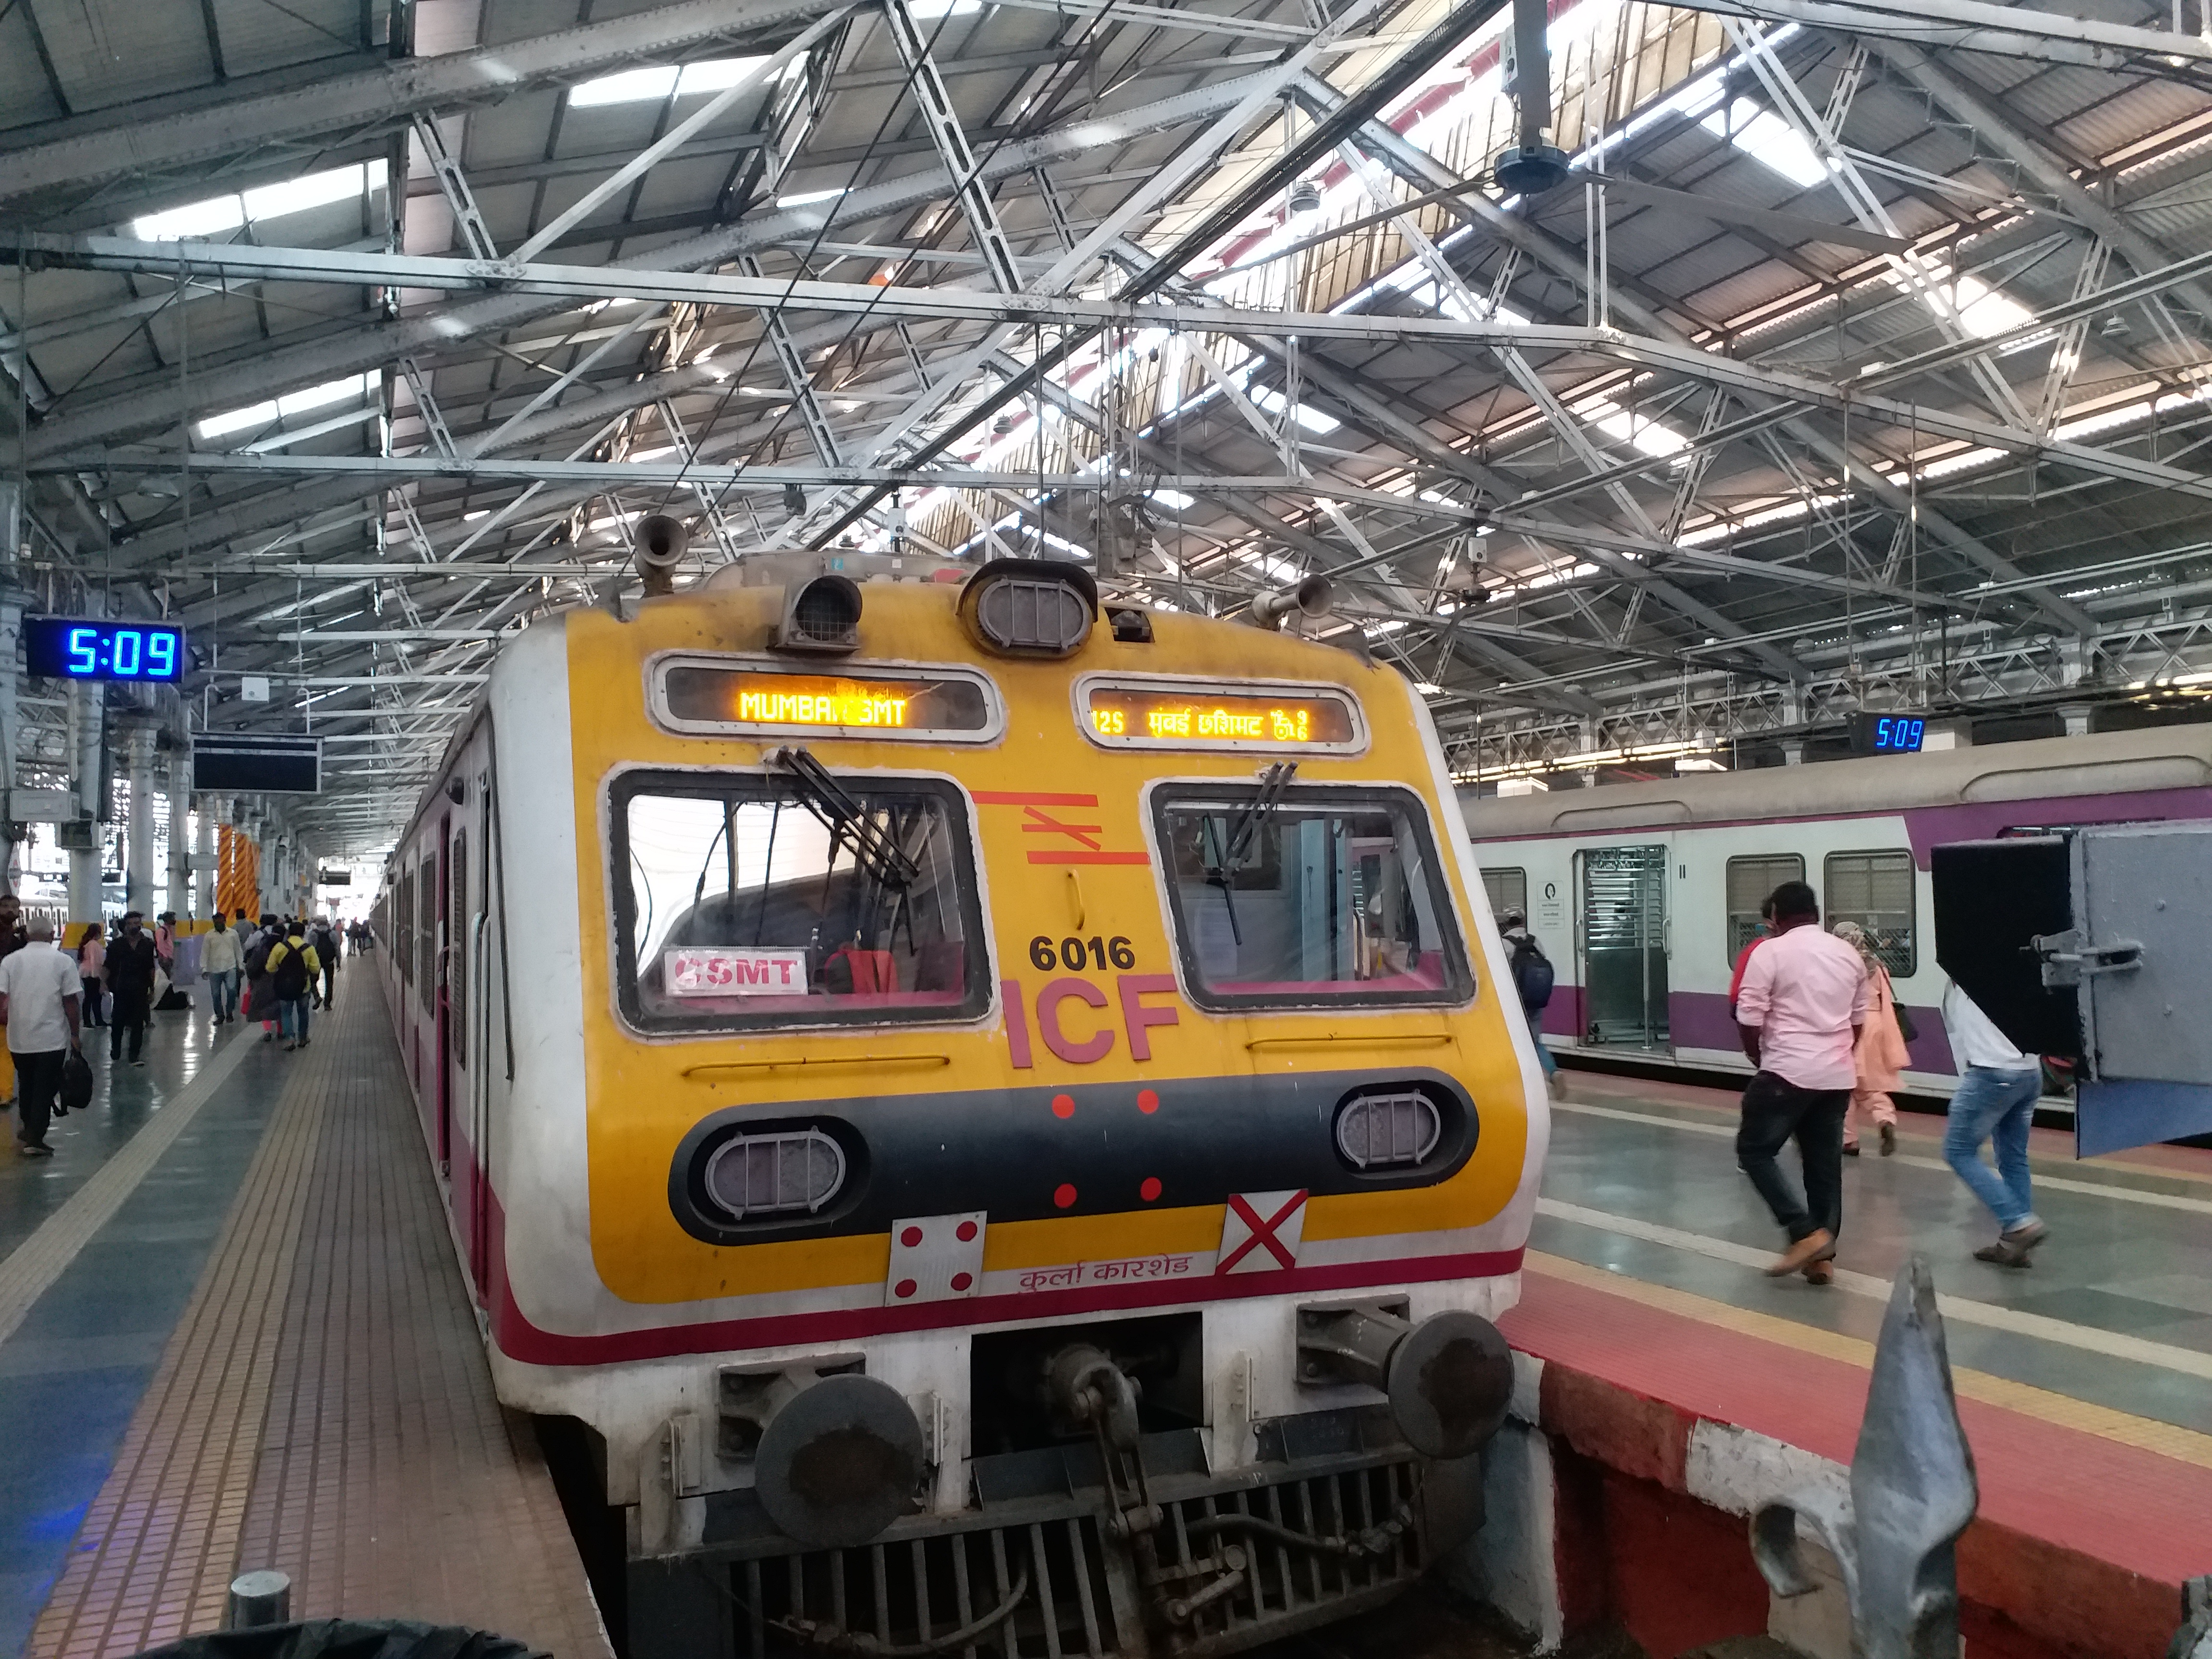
[655,660,999,740]
[1081,680,1362,753]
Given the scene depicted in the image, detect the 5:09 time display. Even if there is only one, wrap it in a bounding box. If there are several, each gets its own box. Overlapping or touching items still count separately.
[23,618,187,684]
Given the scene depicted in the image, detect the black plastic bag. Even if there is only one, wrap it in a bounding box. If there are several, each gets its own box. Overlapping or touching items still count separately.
[129,1621,548,1659]
[60,1048,93,1113]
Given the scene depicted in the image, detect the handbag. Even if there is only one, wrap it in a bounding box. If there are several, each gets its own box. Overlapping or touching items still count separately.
[1894,1001,1920,1045]
[60,1048,94,1112]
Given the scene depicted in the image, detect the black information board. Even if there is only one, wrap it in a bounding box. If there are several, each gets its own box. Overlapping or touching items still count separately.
[194,734,322,794]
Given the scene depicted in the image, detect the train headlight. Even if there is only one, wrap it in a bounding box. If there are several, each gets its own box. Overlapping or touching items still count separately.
[1334,1091,1443,1169]
[703,1128,847,1221]
[958,557,1096,657]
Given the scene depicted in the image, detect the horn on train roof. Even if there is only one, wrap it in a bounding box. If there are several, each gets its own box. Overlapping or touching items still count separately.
[633,514,689,598]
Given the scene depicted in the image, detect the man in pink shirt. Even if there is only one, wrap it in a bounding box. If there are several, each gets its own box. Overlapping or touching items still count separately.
[1733,880,1870,1280]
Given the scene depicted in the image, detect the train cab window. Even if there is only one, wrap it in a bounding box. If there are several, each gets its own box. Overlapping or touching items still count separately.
[1480,867,1527,920]
[610,769,989,1033]
[1824,849,1916,976]
[1151,783,1471,1011]
[1725,854,1805,961]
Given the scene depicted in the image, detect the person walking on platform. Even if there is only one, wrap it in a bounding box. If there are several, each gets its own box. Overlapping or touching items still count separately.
[265,923,320,1051]
[1497,907,1565,1099]
[106,913,158,1067]
[2,919,84,1158]
[1940,982,2049,1267]
[75,923,107,1027]
[1733,881,1869,1283]
[310,915,339,1009]
[201,914,242,1026]
[1832,920,1908,1158]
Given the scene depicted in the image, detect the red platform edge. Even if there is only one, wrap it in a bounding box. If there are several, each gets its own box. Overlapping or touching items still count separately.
[1499,1266,2212,1659]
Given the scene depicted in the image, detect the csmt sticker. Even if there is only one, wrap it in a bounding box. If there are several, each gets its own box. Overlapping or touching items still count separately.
[665,946,810,997]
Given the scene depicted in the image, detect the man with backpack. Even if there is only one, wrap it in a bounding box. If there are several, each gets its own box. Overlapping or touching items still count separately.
[264,922,321,1051]
[1499,907,1565,1100]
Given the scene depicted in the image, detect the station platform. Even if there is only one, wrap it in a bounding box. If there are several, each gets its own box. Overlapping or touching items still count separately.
[0,986,609,1659]
[1495,1064,2212,1659]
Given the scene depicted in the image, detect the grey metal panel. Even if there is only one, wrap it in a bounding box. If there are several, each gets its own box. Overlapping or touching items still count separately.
[2074,822,2212,1088]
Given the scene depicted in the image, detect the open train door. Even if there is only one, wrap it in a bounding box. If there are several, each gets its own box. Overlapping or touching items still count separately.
[1574,843,1671,1051]
[1934,823,2212,1156]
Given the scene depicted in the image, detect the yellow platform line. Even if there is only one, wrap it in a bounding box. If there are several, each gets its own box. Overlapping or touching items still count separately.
[1525,1249,2212,1473]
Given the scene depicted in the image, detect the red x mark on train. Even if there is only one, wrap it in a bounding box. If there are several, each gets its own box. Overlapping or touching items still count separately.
[972,792,1151,866]
[1216,1190,1309,1274]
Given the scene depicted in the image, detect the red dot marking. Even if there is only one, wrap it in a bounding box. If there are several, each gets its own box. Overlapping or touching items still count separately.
[1137,1089,1159,1114]
[950,1272,974,1292]
[894,1278,918,1299]
[1052,1094,1076,1118]
[1054,1182,1078,1209]
[956,1220,978,1242]
[901,1225,924,1248]
[1140,1177,1163,1202]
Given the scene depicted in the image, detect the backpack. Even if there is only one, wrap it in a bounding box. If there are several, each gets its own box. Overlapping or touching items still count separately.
[243,937,273,981]
[1508,934,1555,1010]
[272,942,310,1000]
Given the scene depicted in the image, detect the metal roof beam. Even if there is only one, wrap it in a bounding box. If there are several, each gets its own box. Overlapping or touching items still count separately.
[1673,0,2212,79]
[0,0,851,212]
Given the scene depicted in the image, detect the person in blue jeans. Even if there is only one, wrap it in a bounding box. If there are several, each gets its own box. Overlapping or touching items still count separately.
[1939,981,2048,1267]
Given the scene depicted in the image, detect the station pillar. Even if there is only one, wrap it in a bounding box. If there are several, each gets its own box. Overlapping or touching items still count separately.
[67,682,104,923]
[165,749,192,920]
[121,719,158,918]
[195,796,217,920]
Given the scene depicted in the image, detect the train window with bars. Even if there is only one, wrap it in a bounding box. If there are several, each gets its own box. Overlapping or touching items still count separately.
[450,830,467,1067]
[397,866,415,993]
[417,854,436,1012]
[1151,782,1471,1011]
[1480,867,1527,920]
[1824,849,1917,976]
[1725,854,1805,963]
[610,768,990,1033]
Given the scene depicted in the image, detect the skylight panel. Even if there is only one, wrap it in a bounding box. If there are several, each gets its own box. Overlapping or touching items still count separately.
[1701,98,1828,190]
[569,56,766,107]
[197,372,376,440]
[1250,385,1341,433]
[1576,396,1689,460]
[132,161,386,241]
[776,186,848,208]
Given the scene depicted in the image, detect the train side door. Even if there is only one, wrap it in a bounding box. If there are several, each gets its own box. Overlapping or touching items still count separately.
[435,814,453,1176]
[1575,843,1671,1050]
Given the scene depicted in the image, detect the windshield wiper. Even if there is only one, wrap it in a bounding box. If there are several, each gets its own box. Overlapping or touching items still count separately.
[769,745,923,891]
[1200,763,1298,946]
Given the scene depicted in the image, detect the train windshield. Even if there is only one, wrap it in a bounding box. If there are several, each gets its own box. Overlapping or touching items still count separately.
[610,769,989,1032]
[1151,783,1472,1010]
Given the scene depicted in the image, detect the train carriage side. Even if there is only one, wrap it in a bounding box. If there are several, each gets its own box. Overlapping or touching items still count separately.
[1460,726,2212,1089]
[376,560,1551,1659]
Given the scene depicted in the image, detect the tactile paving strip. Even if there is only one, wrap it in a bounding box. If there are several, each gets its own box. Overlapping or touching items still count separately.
[29,991,611,1659]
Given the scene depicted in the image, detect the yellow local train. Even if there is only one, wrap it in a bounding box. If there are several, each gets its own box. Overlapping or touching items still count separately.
[374,542,1549,1659]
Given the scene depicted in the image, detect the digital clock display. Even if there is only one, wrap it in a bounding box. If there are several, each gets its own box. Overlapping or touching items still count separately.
[1082,681,1362,752]
[24,618,186,684]
[1852,712,1930,754]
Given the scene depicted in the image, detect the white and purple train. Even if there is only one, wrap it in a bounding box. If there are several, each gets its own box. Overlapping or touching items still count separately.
[1458,724,2212,1093]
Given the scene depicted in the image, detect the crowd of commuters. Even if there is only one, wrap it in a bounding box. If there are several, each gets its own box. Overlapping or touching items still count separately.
[1496,888,2057,1278]
[2,899,366,1157]
[1729,880,2050,1277]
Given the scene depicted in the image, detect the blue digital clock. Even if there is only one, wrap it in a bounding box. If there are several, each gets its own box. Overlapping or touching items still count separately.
[24,618,187,684]
[1851,711,1929,754]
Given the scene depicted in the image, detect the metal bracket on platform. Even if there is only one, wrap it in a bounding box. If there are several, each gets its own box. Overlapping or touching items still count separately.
[2028,927,2143,988]
[1750,1258,1978,1659]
